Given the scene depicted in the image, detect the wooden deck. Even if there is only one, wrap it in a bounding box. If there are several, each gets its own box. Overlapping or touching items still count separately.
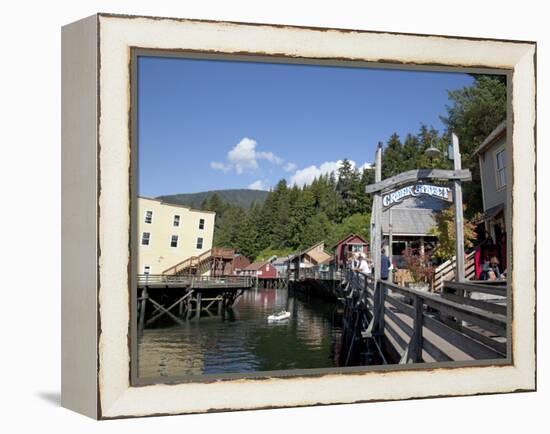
[341,271,507,365]
[137,274,254,289]
[136,274,255,333]
[289,268,343,301]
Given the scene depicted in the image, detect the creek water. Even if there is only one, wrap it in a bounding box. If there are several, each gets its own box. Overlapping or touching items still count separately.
[138,287,343,379]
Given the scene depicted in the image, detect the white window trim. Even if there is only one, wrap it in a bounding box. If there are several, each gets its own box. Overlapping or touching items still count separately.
[170,234,178,248]
[199,218,205,230]
[173,215,180,227]
[143,265,151,275]
[493,145,507,191]
[144,210,153,224]
[196,237,204,249]
[141,231,151,246]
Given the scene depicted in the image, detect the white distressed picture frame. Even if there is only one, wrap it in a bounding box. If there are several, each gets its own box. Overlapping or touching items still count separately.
[61,13,536,419]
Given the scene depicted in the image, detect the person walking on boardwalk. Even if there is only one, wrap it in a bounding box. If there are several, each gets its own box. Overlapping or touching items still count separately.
[354,253,371,275]
[380,249,391,281]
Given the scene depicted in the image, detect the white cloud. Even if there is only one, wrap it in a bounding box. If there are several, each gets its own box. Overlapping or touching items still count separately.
[210,161,232,173]
[359,162,374,171]
[214,137,284,174]
[257,151,283,165]
[289,159,372,187]
[248,180,267,190]
[283,162,297,172]
[290,160,345,187]
[227,137,259,174]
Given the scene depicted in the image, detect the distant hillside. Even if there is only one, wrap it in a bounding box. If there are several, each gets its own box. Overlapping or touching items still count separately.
[157,189,269,210]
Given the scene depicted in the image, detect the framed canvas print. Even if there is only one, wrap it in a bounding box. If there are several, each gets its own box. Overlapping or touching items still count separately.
[61,13,536,419]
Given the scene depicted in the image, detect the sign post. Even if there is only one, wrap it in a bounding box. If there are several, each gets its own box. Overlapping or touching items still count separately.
[372,143,382,284]
[366,136,470,286]
[452,133,465,282]
[388,207,393,282]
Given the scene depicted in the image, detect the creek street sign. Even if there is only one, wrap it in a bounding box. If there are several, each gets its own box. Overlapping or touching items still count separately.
[382,183,453,209]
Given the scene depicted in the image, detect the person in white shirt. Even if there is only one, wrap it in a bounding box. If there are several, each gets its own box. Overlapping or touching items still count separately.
[354,253,371,275]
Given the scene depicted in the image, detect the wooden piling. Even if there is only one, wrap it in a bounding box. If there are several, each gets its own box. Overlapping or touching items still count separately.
[138,287,148,335]
[196,291,202,321]
[178,295,184,317]
[184,290,192,320]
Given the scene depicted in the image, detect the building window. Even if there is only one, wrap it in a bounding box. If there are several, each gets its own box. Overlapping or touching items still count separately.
[173,215,180,227]
[144,210,153,224]
[143,265,151,275]
[141,232,150,246]
[199,218,205,230]
[170,235,178,248]
[196,237,203,249]
[352,245,363,253]
[495,148,506,189]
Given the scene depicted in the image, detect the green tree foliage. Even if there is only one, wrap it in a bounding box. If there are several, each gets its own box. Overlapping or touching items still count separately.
[381,125,452,179]
[209,166,373,261]
[233,213,259,259]
[441,75,507,216]
[301,213,334,249]
[430,206,478,261]
[327,213,371,247]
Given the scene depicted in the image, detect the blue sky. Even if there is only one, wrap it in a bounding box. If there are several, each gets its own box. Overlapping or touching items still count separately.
[138,56,473,197]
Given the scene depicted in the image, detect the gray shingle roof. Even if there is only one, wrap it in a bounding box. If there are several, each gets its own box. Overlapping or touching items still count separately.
[381,195,449,236]
[473,120,506,156]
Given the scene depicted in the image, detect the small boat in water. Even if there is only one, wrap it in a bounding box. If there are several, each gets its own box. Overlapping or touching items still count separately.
[267,310,291,322]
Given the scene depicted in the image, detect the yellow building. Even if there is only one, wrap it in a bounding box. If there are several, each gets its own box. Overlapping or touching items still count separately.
[137,197,215,275]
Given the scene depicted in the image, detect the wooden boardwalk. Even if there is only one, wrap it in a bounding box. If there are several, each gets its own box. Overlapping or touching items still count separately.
[288,268,343,301]
[137,274,255,333]
[137,274,254,289]
[340,271,507,365]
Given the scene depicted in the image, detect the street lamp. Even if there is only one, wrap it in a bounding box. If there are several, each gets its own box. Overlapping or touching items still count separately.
[424,136,443,159]
[424,144,442,159]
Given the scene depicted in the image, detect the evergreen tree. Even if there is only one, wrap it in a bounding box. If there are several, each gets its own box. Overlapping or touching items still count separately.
[358,167,374,214]
[234,213,259,259]
[441,75,507,216]
[381,133,404,178]
[301,213,334,249]
[327,213,371,247]
[336,159,361,218]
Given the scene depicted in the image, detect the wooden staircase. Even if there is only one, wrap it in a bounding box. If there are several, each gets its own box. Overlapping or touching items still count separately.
[163,247,235,276]
[433,250,476,292]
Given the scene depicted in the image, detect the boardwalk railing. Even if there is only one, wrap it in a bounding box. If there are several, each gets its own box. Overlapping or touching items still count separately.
[298,267,342,281]
[137,274,253,331]
[137,274,254,289]
[433,250,476,292]
[344,271,507,364]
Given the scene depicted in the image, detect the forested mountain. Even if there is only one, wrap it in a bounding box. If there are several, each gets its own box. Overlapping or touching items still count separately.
[157,189,269,210]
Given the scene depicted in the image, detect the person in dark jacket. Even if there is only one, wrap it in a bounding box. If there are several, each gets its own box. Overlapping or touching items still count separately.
[482,256,501,280]
[380,249,391,281]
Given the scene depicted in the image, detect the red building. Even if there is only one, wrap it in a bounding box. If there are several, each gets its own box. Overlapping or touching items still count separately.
[240,261,278,279]
[333,233,369,270]
[224,253,251,275]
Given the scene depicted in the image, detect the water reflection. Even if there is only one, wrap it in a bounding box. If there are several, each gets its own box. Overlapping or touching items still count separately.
[138,288,343,379]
